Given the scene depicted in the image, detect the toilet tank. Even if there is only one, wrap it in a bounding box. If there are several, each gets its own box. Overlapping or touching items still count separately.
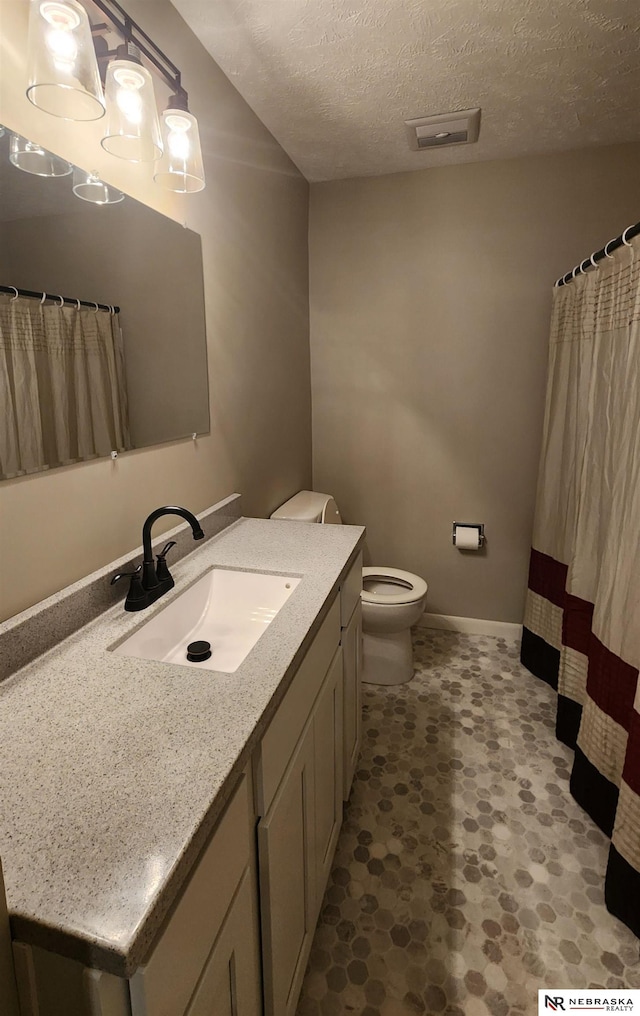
[270,490,343,525]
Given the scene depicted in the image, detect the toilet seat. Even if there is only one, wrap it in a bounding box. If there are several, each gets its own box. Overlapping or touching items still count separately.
[361,567,428,606]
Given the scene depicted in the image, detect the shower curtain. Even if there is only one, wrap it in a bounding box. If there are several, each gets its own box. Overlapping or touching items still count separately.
[521,237,640,938]
[0,295,130,479]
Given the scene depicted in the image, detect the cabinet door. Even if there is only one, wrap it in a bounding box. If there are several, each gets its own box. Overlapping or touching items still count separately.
[312,647,343,911]
[258,727,315,1016]
[130,776,252,1016]
[341,603,362,800]
[186,868,261,1016]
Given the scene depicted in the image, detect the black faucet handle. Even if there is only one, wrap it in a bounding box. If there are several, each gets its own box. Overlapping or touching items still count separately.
[156,541,177,591]
[157,541,177,560]
[110,566,148,612]
[110,564,142,585]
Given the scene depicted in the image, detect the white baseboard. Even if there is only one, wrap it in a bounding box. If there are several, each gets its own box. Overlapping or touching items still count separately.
[419,612,522,639]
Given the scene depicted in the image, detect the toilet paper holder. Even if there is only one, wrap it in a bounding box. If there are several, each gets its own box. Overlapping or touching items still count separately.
[452,522,485,548]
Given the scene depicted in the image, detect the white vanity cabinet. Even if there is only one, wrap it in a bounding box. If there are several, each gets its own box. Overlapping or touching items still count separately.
[11,775,262,1016]
[339,551,363,800]
[182,868,261,1016]
[129,775,261,1016]
[255,596,343,1016]
[9,552,363,1016]
[257,721,316,1016]
[341,599,363,800]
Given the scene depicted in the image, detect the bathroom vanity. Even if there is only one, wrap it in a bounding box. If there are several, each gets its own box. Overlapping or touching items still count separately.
[0,500,364,1016]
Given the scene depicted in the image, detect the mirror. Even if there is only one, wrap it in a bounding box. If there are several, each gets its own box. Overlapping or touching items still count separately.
[0,129,209,480]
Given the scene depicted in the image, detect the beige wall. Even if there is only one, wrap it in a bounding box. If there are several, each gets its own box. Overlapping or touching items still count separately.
[0,0,311,621]
[309,143,640,622]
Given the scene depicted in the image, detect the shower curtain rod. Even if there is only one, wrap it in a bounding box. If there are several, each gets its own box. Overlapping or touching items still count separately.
[0,285,119,313]
[556,220,640,287]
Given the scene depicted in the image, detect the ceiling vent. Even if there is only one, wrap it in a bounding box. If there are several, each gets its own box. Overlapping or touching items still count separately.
[405,108,481,152]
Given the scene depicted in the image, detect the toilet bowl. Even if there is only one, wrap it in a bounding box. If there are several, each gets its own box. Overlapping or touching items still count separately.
[270,491,428,686]
[361,567,428,685]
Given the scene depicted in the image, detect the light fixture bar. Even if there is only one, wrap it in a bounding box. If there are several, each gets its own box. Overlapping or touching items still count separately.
[89,0,185,100]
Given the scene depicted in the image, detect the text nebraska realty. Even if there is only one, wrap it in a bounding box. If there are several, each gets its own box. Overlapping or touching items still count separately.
[546,999,635,1012]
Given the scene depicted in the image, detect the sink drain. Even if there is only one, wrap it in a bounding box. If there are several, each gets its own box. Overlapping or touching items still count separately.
[186,640,212,662]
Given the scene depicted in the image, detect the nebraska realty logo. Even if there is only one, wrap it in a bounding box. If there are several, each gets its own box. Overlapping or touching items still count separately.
[539,990,640,1013]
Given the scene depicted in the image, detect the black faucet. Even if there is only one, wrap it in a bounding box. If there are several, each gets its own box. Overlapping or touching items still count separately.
[141,505,204,593]
[112,506,204,611]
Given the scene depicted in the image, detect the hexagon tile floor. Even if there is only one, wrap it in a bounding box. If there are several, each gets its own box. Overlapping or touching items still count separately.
[296,627,640,1016]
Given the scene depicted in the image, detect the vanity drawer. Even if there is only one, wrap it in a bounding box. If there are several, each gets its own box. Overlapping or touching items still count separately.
[130,774,252,1016]
[340,552,363,627]
[256,595,340,816]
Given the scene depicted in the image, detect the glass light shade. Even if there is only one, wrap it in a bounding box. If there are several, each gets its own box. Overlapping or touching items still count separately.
[26,0,105,121]
[9,133,72,176]
[101,58,162,162]
[72,168,125,204]
[154,106,205,193]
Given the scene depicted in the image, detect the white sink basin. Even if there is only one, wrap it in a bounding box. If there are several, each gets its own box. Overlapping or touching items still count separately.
[112,568,301,673]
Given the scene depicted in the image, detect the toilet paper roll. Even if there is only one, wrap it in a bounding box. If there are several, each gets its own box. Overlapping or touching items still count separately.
[455,525,481,550]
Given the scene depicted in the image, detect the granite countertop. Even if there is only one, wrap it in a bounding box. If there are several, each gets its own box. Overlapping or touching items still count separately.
[0,516,365,977]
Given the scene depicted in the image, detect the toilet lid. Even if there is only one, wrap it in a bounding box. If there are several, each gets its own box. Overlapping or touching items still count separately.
[361,567,428,606]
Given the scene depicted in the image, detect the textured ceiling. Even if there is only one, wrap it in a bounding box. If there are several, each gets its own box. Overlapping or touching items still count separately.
[171,0,640,182]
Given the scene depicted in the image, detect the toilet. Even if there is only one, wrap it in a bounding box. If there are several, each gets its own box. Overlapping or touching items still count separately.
[270,491,428,686]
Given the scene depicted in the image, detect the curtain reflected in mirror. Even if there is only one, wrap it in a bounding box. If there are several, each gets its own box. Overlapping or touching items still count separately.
[0,294,130,479]
[0,127,210,482]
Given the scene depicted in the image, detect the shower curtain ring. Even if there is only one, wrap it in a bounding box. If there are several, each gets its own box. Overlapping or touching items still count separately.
[622,226,634,247]
[55,295,64,307]
[9,287,19,301]
[590,253,599,270]
[603,239,616,259]
[572,265,580,279]
[75,298,81,310]
[40,292,47,305]
[92,302,99,313]
[579,259,590,275]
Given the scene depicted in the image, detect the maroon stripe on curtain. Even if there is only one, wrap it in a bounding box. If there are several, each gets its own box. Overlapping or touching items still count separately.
[622,708,640,796]
[527,549,568,608]
[586,636,639,732]
[521,547,640,940]
[562,594,593,654]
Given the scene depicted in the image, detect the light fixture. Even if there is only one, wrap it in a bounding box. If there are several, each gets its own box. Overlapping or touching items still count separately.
[23,0,205,190]
[154,93,205,193]
[72,167,124,203]
[101,43,162,162]
[26,0,105,121]
[9,133,73,176]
